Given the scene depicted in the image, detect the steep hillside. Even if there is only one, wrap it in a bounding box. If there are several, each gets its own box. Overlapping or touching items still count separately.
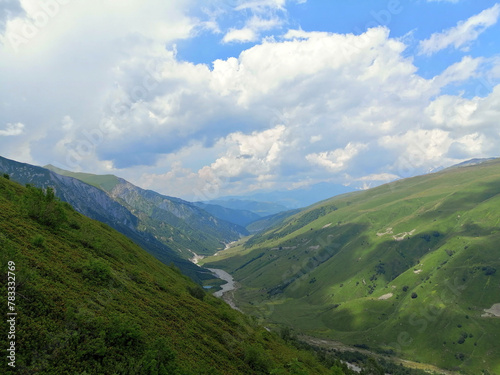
[45,165,247,258]
[203,158,500,374]
[0,156,205,282]
[0,175,332,374]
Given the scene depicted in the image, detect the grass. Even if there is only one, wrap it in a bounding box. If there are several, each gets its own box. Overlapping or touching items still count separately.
[204,159,500,375]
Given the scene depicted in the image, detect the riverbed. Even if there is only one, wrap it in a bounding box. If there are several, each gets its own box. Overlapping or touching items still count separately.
[207,268,241,311]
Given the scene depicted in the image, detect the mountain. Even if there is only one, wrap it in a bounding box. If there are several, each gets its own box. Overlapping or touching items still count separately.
[203,158,500,374]
[448,157,497,169]
[45,165,248,259]
[202,199,289,217]
[0,156,206,282]
[0,175,333,374]
[192,201,262,227]
[217,182,355,211]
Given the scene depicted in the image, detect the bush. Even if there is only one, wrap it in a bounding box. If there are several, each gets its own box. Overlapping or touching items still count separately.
[3,173,10,179]
[482,267,496,276]
[244,344,273,373]
[82,259,112,283]
[31,235,46,248]
[411,292,418,299]
[22,186,67,229]
[187,285,205,300]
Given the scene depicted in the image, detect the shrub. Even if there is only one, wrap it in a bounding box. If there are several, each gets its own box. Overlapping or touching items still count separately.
[402,285,409,292]
[244,344,273,373]
[3,173,10,179]
[31,235,46,248]
[482,266,496,276]
[187,285,205,300]
[69,221,81,230]
[82,259,112,283]
[411,292,418,299]
[22,186,67,229]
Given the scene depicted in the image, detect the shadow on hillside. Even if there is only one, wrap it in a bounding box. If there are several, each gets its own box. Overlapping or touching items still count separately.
[420,180,500,222]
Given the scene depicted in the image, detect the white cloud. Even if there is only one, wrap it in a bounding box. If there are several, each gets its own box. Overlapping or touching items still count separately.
[1,1,500,199]
[356,173,400,182]
[306,143,368,173]
[222,15,282,43]
[432,55,482,88]
[0,122,24,136]
[419,4,500,55]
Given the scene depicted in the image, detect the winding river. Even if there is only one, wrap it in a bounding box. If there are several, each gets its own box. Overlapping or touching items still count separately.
[207,268,241,311]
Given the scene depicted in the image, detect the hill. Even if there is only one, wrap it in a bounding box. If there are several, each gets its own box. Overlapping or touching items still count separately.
[203,158,500,374]
[0,175,335,374]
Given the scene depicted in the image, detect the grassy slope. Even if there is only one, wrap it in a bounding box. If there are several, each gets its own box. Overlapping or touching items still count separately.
[0,177,330,375]
[203,159,500,375]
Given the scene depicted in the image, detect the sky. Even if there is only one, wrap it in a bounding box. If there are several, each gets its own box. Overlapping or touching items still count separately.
[0,0,499,201]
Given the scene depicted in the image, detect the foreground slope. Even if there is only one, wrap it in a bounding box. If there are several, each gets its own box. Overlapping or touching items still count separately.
[0,176,332,374]
[204,158,500,374]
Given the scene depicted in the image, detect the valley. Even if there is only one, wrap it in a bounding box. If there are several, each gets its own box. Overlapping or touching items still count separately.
[2,155,499,374]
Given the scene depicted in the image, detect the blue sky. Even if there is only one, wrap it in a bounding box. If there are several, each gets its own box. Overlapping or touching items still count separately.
[0,0,500,200]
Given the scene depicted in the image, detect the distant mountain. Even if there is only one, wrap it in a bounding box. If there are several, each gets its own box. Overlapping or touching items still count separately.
[0,156,206,282]
[204,157,500,374]
[202,199,289,217]
[0,176,332,374]
[192,201,262,227]
[449,157,498,169]
[218,182,355,210]
[45,164,248,259]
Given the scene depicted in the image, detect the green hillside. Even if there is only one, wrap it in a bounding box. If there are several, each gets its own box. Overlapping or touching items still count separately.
[0,175,334,374]
[45,164,121,191]
[203,159,500,375]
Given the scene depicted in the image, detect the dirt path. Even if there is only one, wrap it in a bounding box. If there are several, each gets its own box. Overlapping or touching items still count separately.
[300,335,460,375]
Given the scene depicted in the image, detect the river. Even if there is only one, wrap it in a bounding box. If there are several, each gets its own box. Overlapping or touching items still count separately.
[207,268,241,311]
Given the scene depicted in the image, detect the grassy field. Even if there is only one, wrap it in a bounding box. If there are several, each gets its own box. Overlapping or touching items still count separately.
[203,159,500,374]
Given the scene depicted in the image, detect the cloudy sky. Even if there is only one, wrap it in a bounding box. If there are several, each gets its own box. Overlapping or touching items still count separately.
[1,0,499,201]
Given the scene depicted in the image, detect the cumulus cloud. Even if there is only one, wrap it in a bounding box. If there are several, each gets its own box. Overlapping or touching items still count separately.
[306,143,367,173]
[0,122,24,136]
[419,4,500,55]
[1,1,500,199]
[223,15,282,43]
